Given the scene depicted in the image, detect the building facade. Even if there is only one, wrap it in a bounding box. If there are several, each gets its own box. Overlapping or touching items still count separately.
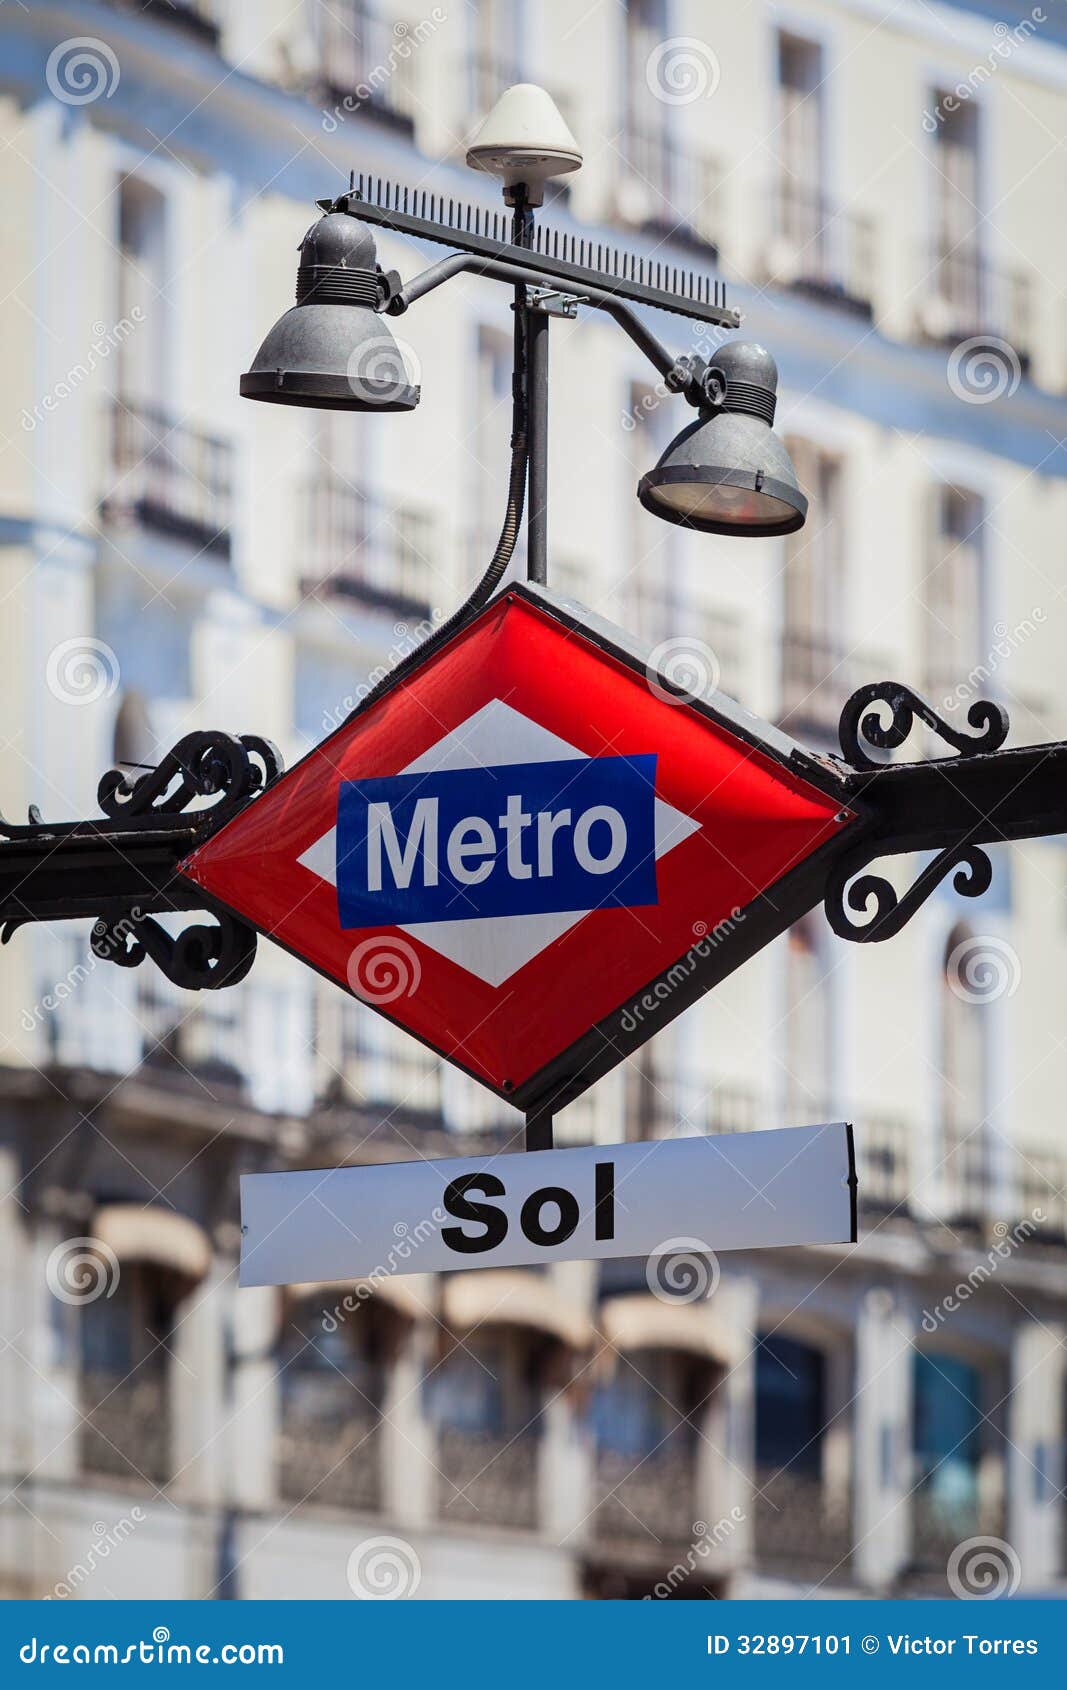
[1,0,1066,1599]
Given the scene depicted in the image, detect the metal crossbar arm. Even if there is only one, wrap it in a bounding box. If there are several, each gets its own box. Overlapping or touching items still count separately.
[386,249,718,407]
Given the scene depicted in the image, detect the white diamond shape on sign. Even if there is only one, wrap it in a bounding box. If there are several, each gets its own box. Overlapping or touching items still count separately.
[298,698,700,987]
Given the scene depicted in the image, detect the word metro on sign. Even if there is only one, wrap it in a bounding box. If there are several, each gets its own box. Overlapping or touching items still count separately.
[239,1123,856,1286]
[336,753,659,927]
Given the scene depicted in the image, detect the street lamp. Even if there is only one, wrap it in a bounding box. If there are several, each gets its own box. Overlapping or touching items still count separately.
[239,85,806,555]
[637,342,808,537]
[239,211,420,412]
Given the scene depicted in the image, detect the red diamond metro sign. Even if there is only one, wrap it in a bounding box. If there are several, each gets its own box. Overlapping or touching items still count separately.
[179,586,857,1112]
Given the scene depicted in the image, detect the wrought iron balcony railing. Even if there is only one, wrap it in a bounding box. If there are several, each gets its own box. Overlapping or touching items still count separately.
[779,630,884,742]
[593,1444,699,1547]
[301,474,437,618]
[615,125,722,257]
[105,398,233,558]
[313,1,417,132]
[80,1369,171,1487]
[277,1402,382,1512]
[856,1113,912,1216]
[105,0,220,47]
[764,181,876,318]
[917,244,1033,370]
[436,1428,540,1531]
[910,1488,1005,1575]
[754,1467,852,1580]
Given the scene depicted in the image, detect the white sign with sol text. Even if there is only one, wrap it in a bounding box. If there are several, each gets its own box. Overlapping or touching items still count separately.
[239,1123,856,1286]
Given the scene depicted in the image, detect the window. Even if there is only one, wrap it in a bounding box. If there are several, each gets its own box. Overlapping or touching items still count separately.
[591,1352,696,1458]
[913,1352,981,1509]
[112,691,157,772]
[778,34,823,183]
[117,176,166,403]
[923,486,984,701]
[276,1292,386,1509]
[755,1334,825,1474]
[938,922,990,1220]
[471,0,523,110]
[80,1259,180,1484]
[932,96,980,260]
[784,913,831,1121]
[780,442,846,734]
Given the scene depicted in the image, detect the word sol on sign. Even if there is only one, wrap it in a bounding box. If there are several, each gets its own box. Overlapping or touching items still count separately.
[239,1125,856,1286]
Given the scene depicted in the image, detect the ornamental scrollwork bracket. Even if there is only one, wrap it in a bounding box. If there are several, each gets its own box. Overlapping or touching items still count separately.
[90,908,257,990]
[824,841,993,943]
[97,731,283,823]
[838,682,1009,771]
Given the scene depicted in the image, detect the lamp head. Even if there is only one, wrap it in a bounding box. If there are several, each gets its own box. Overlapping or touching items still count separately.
[466,83,582,206]
[240,211,419,412]
[638,342,807,538]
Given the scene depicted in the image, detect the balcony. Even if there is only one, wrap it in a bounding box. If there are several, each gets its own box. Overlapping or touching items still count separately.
[80,1369,170,1487]
[764,182,876,318]
[436,1429,540,1530]
[614,125,722,257]
[312,1,417,134]
[916,245,1033,372]
[857,1113,912,1217]
[755,1468,852,1581]
[105,398,233,559]
[593,1445,698,1547]
[277,1403,382,1513]
[1017,1147,1067,1244]
[779,630,880,742]
[301,474,437,619]
[105,0,220,48]
[911,1489,1005,1576]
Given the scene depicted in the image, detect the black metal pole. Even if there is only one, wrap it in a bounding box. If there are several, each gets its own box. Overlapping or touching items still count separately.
[526,310,549,584]
[524,1106,554,1151]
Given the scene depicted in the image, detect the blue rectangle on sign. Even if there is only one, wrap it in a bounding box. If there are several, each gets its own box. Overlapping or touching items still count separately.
[336,754,659,928]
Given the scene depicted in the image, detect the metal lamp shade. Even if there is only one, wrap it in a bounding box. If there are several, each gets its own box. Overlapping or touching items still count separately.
[240,302,420,412]
[638,410,807,537]
[240,210,420,412]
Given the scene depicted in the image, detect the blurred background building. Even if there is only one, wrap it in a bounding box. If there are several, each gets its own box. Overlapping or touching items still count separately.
[1,0,1066,1600]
